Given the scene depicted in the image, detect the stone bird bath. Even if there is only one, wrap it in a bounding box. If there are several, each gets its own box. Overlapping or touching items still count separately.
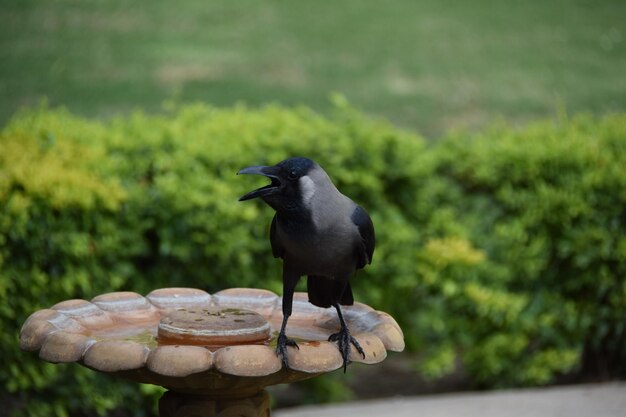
[20,288,404,416]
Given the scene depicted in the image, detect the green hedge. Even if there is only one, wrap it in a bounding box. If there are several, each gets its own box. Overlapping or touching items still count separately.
[2,102,625,416]
[416,115,626,384]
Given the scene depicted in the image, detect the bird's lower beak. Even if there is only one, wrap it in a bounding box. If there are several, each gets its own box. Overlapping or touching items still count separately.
[237,165,282,201]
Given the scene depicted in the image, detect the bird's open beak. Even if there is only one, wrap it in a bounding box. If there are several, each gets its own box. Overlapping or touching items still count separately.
[237,165,283,201]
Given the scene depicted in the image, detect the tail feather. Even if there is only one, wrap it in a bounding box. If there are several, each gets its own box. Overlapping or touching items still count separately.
[340,282,354,305]
[307,276,353,308]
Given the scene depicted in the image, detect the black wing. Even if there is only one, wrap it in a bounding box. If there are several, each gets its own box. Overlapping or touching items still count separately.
[351,205,375,269]
[269,214,285,259]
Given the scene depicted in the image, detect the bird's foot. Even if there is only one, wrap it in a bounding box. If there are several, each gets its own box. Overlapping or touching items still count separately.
[328,327,365,372]
[276,331,299,369]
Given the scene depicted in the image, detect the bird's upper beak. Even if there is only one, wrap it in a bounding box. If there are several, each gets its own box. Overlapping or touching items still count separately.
[237,165,283,201]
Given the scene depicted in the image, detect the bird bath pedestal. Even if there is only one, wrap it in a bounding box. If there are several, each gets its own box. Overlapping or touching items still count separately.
[20,288,405,416]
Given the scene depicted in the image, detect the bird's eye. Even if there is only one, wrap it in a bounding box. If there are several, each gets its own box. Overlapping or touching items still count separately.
[287,170,298,180]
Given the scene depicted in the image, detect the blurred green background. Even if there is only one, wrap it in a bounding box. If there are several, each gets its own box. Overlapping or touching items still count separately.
[2,0,626,416]
[2,0,625,137]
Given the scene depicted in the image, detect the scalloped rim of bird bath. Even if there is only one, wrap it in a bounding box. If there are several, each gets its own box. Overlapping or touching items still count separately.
[20,287,404,397]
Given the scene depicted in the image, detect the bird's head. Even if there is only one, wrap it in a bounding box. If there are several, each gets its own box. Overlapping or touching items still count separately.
[237,157,321,211]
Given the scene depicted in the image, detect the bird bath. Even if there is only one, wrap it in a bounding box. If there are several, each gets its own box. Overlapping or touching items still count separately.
[20,287,404,416]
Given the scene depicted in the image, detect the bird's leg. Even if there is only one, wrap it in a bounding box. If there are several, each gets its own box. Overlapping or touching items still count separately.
[328,303,365,372]
[276,314,299,368]
[277,274,299,369]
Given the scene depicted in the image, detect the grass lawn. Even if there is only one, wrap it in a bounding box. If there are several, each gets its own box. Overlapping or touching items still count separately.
[1,0,625,137]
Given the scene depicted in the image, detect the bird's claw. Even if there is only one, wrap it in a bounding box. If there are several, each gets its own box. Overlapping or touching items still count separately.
[276,332,299,369]
[328,328,365,372]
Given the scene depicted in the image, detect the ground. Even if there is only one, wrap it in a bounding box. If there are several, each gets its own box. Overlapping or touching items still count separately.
[275,382,626,417]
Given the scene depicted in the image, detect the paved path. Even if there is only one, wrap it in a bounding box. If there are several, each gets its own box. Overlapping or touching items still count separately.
[274,383,626,417]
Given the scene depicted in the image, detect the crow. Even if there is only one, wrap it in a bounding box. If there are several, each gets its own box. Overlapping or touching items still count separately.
[238,157,375,371]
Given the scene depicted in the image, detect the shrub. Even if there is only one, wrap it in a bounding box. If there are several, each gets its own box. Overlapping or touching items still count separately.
[1,101,427,416]
[425,115,626,384]
[1,102,625,416]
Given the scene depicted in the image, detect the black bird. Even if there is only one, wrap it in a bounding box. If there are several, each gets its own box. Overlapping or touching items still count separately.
[238,157,375,371]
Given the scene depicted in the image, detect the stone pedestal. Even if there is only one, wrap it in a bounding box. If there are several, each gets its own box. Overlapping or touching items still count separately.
[159,390,270,417]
